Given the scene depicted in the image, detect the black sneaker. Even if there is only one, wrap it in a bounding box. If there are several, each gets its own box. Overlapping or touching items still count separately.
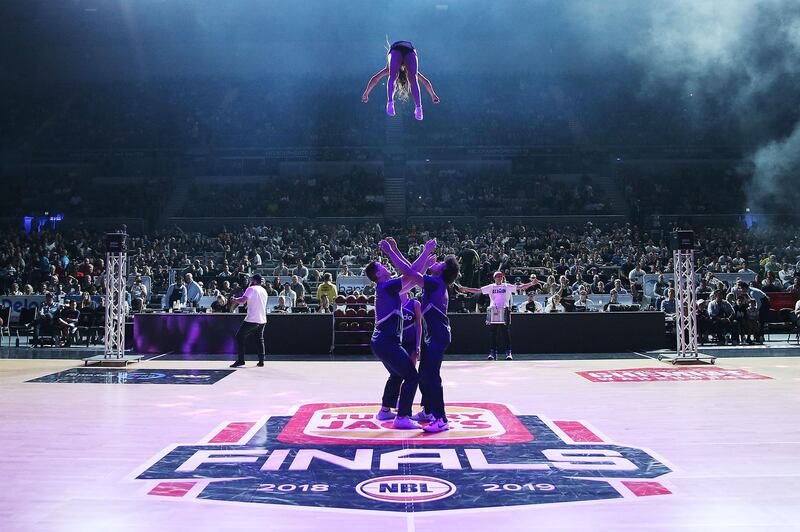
[487,352,497,361]
[230,361,245,368]
[505,352,513,360]
[256,360,264,367]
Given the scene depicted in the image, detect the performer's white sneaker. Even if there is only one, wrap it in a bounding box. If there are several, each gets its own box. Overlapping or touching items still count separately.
[414,106,423,121]
[423,418,449,433]
[393,416,421,430]
[505,352,513,360]
[376,407,396,421]
[411,409,434,423]
[386,101,396,116]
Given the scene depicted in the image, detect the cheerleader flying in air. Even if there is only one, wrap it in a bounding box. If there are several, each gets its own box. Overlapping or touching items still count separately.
[362,39,440,121]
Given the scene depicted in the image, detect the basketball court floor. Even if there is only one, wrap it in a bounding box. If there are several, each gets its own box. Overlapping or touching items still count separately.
[1,355,799,531]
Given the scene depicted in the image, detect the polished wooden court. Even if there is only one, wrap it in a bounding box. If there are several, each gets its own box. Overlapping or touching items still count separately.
[1,355,799,531]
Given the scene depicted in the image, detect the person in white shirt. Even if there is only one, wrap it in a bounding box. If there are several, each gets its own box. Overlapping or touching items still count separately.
[457,271,539,361]
[544,293,566,313]
[279,283,297,308]
[230,274,268,368]
[573,290,595,310]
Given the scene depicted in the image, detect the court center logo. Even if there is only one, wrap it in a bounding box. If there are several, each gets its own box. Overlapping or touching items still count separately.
[131,403,673,512]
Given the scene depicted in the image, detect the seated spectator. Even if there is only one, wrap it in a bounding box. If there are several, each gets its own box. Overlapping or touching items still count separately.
[779,263,795,288]
[363,281,376,296]
[206,280,221,297]
[338,263,353,277]
[544,293,565,313]
[696,299,712,342]
[592,280,606,294]
[6,282,22,296]
[660,288,677,317]
[612,278,628,295]
[130,275,148,312]
[78,291,95,312]
[695,278,712,301]
[263,281,279,296]
[311,255,325,270]
[35,293,61,343]
[293,260,309,280]
[210,295,228,313]
[628,263,645,301]
[761,271,783,292]
[736,296,759,344]
[653,274,669,297]
[273,260,290,277]
[280,283,297,308]
[557,275,573,297]
[57,300,80,345]
[575,288,594,310]
[789,276,800,296]
[523,292,543,313]
[603,289,620,311]
[708,290,736,345]
[273,296,289,313]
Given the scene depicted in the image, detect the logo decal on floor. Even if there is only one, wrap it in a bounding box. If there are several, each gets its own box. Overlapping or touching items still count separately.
[29,368,234,385]
[577,367,771,382]
[131,403,673,512]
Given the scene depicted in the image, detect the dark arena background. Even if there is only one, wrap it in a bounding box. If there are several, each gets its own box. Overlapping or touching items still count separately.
[2,1,800,530]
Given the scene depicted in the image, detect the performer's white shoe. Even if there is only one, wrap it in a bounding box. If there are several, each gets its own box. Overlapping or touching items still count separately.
[423,418,449,433]
[376,407,396,421]
[386,101,396,116]
[505,352,513,360]
[393,416,421,430]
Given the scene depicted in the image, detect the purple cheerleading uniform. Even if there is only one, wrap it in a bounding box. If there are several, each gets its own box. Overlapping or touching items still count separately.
[371,277,419,416]
[381,298,420,409]
[419,274,450,421]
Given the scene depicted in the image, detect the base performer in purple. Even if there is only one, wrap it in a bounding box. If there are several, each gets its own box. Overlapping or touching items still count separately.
[366,238,436,429]
[376,290,424,421]
[362,40,440,121]
[382,238,459,433]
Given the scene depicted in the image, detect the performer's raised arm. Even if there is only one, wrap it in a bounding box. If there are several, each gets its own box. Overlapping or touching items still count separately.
[380,238,436,287]
[362,67,389,103]
[417,72,440,104]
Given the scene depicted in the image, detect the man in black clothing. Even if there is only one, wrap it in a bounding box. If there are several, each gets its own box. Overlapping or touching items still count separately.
[459,244,480,288]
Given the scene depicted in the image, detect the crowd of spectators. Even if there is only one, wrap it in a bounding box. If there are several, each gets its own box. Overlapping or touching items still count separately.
[2,221,798,308]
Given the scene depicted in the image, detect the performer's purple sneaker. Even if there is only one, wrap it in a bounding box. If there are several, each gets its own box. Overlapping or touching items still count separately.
[422,418,449,433]
[393,416,421,430]
[376,407,396,421]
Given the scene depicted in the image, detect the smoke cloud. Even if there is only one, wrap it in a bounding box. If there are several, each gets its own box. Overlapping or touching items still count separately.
[568,0,800,213]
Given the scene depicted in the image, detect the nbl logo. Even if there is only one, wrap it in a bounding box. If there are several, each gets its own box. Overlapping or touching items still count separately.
[356,476,456,503]
[131,403,673,513]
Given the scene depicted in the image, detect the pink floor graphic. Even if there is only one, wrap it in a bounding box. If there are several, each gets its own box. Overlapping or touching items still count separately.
[577,366,772,382]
